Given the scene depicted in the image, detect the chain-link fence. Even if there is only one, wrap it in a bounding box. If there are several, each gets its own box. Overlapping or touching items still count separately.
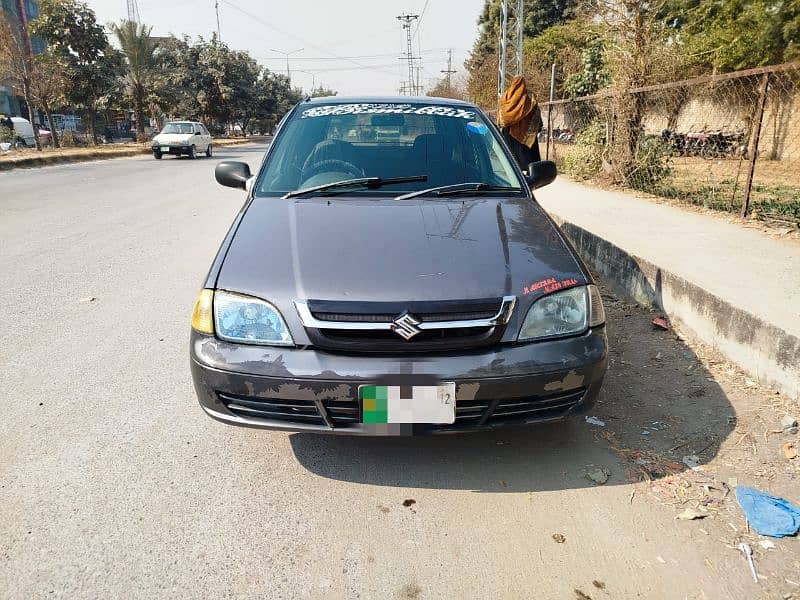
[539,62,800,226]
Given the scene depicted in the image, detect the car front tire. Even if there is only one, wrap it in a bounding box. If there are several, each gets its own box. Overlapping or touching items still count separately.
[188,144,196,159]
[205,143,212,157]
[153,150,162,160]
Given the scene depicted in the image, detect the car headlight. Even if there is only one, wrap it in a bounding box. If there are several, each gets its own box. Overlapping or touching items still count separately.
[213,290,294,346]
[518,284,605,341]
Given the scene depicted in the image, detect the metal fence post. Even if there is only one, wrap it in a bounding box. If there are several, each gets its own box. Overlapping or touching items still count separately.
[741,72,769,218]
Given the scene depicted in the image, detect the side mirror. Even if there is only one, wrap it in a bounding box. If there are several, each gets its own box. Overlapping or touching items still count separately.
[215,161,251,189]
[526,160,557,189]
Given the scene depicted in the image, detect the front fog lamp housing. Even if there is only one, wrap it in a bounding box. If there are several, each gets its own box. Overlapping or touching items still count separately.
[213,290,294,346]
[518,284,604,341]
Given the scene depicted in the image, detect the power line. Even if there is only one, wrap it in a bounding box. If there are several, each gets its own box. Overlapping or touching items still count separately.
[411,0,430,41]
[220,0,396,76]
[270,47,304,84]
[255,49,452,62]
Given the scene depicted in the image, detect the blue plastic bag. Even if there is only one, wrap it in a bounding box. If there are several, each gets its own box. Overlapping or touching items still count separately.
[735,486,800,537]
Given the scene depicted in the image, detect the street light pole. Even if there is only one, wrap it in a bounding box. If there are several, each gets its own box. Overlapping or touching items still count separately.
[270,48,304,86]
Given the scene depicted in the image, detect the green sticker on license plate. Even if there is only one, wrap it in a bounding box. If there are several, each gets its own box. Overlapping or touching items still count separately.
[360,384,455,424]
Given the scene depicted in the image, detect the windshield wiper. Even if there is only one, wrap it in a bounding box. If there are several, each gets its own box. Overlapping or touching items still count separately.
[394,182,519,201]
[282,175,428,199]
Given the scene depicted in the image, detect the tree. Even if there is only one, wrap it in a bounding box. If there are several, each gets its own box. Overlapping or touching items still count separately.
[33,0,122,144]
[467,0,579,71]
[152,36,300,134]
[310,86,337,98]
[0,14,41,149]
[427,76,468,100]
[30,50,66,147]
[660,0,800,72]
[112,20,158,141]
[522,20,602,101]
[593,0,680,183]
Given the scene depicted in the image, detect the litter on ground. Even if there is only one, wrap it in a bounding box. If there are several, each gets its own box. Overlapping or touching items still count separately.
[682,455,701,469]
[586,467,611,485]
[735,486,800,538]
[676,507,708,520]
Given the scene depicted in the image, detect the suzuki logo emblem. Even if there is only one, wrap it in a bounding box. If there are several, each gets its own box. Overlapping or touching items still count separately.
[391,312,422,340]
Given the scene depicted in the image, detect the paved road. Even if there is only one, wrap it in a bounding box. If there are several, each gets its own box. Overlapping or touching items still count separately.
[0,147,761,599]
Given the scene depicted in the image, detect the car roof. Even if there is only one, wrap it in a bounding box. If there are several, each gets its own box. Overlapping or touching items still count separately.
[167,120,200,125]
[302,95,477,109]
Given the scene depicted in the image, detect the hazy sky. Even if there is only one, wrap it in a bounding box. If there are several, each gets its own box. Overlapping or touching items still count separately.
[86,0,484,96]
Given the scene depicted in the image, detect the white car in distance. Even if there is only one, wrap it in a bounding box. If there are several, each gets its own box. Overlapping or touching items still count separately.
[151,121,213,159]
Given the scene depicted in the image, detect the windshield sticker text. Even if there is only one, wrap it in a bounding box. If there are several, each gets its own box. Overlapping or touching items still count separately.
[301,104,476,120]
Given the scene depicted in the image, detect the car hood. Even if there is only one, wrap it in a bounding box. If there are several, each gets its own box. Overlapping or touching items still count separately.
[154,133,192,144]
[216,196,586,304]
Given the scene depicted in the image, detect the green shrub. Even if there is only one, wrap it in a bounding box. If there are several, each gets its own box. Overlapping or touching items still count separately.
[627,136,671,191]
[563,145,602,180]
[0,125,12,143]
[562,119,605,180]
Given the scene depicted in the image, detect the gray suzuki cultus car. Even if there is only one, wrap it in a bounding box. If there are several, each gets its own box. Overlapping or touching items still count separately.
[190,97,607,435]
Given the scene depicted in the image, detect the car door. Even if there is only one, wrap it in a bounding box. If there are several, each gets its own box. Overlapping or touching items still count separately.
[200,125,212,149]
[193,124,206,150]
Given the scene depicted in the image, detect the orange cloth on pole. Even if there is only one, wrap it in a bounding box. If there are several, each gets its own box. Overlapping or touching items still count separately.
[499,76,535,144]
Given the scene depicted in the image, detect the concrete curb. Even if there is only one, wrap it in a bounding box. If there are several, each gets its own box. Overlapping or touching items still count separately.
[0,138,255,172]
[552,215,800,400]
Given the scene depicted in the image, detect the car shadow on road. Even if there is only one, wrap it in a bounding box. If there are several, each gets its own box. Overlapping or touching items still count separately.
[290,222,737,492]
[289,297,736,493]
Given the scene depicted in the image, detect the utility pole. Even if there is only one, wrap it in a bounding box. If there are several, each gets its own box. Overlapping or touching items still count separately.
[396,13,419,95]
[14,0,40,150]
[497,0,524,97]
[126,0,141,23]
[214,0,221,41]
[270,48,304,86]
[297,70,317,94]
[441,49,456,93]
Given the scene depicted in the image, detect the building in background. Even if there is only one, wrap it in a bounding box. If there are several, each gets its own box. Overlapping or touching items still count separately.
[0,0,44,117]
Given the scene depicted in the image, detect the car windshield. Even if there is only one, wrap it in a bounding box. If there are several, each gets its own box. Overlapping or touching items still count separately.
[256,102,523,196]
[161,123,194,134]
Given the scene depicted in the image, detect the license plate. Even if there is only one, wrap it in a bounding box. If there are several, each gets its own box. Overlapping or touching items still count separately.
[162,146,169,151]
[360,383,455,424]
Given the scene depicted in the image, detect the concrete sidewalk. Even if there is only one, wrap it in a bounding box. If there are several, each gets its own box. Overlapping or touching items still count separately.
[536,179,800,398]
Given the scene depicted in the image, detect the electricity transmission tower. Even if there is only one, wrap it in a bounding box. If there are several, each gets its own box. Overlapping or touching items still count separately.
[397,13,420,96]
[441,49,456,93]
[497,0,524,97]
[126,0,140,23]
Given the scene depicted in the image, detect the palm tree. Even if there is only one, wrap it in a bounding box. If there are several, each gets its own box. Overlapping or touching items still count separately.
[112,20,157,142]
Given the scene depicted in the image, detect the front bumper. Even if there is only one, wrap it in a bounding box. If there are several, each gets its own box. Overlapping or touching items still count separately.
[153,145,189,155]
[190,329,608,435]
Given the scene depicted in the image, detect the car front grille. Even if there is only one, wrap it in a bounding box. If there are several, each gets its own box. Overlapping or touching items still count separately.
[299,297,513,353]
[451,388,586,427]
[217,387,586,430]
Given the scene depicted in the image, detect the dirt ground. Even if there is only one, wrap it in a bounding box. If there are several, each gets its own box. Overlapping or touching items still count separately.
[595,282,800,599]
